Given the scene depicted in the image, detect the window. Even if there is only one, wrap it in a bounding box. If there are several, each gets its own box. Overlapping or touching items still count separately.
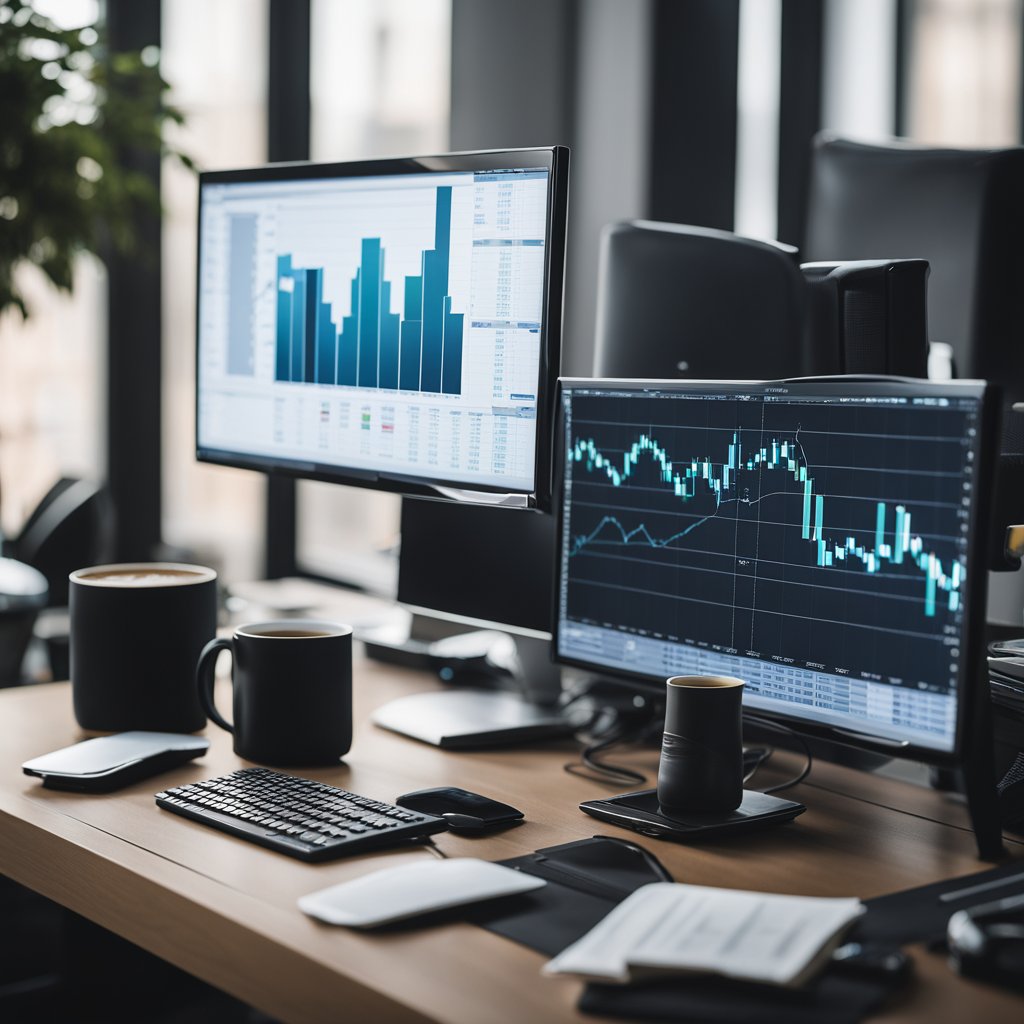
[161,0,268,582]
[0,260,105,538]
[904,0,1021,146]
[298,0,451,581]
[0,0,104,539]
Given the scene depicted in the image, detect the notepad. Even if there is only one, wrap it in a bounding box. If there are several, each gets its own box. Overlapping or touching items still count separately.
[543,883,864,988]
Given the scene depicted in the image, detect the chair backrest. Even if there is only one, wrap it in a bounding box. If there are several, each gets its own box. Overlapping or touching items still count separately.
[805,133,1024,406]
[12,478,113,607]
[0,557,47,686]
[593,220,815,379]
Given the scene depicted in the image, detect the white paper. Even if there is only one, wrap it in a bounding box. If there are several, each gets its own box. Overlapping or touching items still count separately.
[543,883,864,987]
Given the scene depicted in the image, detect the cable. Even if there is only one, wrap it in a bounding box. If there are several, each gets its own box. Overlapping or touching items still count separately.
[564,734,649,786]
[422,836,448,859]
[743,746,774,783]
[558,684,813,794]
[561,684,664,786]
[743,714,813,793]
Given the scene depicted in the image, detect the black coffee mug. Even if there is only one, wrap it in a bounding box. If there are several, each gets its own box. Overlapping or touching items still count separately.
[70,563,217,732]
[656,674,745,814]
[196,620,353,766]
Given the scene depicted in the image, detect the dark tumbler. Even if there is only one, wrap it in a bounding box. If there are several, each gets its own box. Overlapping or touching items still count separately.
[657,675,745,813]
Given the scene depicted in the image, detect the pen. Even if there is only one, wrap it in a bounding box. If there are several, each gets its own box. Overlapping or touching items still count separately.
[938,871,1024,904]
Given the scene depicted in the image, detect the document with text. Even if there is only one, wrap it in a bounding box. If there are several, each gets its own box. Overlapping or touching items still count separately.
[543,883,864,987]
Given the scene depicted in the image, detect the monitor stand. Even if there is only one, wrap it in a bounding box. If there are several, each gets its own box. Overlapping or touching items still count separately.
[366,624,581,748]
[372,688,578,749]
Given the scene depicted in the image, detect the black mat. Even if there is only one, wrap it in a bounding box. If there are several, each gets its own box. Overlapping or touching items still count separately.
[470,835,965,1023]
[577,973,895,1024]
[852,858,1024,946]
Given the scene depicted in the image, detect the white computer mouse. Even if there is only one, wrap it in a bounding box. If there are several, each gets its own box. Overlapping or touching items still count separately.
[297,857,545,928]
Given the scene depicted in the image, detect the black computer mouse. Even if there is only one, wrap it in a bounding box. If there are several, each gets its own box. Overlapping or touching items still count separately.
[396,786,524,834]
[441,812,489,832]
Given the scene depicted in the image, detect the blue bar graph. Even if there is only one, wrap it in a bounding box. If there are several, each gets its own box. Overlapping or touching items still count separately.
[273,187,464,395]
[275,255,293,381]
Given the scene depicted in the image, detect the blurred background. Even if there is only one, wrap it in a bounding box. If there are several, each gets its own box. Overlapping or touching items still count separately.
[0,0,1020,595]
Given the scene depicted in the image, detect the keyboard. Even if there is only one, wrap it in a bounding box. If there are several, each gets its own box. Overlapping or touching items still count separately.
[155,767,448,861]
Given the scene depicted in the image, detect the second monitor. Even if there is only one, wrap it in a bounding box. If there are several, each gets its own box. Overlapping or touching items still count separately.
[555,376,994,763]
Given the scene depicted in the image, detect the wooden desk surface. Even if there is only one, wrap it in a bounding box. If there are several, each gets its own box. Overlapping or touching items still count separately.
[1,657,1022,1024]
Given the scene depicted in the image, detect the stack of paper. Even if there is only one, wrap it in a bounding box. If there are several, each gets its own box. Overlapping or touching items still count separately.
[543,883,864,988]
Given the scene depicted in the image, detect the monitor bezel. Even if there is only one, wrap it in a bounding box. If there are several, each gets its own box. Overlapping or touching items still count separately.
[552,375,997,768]
[194,146,569,510]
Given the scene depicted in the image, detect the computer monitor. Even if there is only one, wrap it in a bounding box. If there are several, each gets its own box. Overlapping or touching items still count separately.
[194,147,569,508]
[555,377,999,776]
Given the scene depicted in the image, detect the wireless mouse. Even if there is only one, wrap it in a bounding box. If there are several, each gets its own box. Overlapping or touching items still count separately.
[298,858,545,928]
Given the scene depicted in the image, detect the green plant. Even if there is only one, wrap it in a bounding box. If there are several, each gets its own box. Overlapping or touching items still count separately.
[0,0,190,318]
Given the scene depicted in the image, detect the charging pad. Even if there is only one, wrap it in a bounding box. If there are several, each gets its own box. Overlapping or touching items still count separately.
[580,788,805,841]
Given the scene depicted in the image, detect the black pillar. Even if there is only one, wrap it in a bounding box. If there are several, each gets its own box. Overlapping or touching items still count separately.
[647,0,740,230]
[105,0,162,562]
[777,0,824,247]
[264,0,311,579]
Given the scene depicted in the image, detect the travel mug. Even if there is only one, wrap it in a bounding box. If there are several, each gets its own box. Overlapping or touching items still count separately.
[656,675,745,813]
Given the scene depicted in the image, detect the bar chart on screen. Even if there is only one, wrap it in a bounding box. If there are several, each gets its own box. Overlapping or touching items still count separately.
[273,186,466,396]
[197,164,553,492]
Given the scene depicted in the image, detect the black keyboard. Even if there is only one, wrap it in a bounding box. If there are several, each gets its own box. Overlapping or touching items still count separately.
[155,767,448,861]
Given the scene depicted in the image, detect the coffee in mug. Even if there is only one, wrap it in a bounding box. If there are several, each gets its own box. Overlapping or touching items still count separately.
[70,563,218,732]
[196,620,353,766]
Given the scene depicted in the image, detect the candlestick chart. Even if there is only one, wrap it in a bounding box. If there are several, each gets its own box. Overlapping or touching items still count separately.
[560,391,975,691]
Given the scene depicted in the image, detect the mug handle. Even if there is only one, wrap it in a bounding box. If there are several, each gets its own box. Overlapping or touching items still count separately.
[196,636,234,733]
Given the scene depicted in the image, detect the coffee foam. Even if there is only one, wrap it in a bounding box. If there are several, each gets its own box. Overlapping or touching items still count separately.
[72,564,215,588]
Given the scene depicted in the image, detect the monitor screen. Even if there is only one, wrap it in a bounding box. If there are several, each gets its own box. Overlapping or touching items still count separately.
[555,377,993,758]
[195,148,568,506]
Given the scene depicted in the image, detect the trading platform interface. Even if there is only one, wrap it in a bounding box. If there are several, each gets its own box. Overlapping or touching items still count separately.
[556,380,986,753]
[197,163,553,494]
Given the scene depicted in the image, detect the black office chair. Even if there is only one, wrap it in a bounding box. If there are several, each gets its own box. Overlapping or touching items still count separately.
[593,221,817,379]
[3,478,113,682]
[0,558,48,687]
[804,132,1024,409]
[805,134,1024,716]
[7,477,114,607]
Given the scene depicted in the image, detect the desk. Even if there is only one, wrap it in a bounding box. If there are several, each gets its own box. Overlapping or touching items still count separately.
[1,657,1023,1024]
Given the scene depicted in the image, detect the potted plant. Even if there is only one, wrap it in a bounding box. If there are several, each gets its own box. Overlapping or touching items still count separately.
[0,0,188,527]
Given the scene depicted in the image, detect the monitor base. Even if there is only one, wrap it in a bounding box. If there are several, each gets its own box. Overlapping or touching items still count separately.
[372,689,581,749]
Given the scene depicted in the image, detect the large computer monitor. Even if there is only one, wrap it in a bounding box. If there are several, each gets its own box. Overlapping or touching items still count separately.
[555,377,999,776]
[194,147,568,508]
[556,375,1004,854]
